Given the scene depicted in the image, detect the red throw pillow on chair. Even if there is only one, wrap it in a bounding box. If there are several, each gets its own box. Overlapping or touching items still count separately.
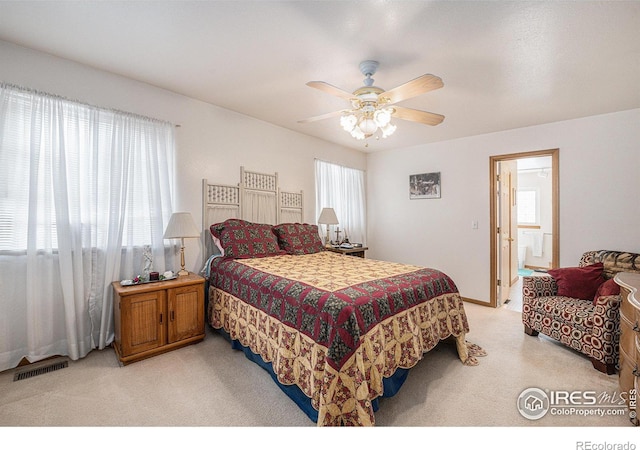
[593,278,621,303]
[547,262,605,301]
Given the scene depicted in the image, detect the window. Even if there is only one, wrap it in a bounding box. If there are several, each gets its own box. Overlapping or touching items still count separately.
[314,159,366,244]
[0,83,176,370]
[517,188,539,225]
[0,84,175,251]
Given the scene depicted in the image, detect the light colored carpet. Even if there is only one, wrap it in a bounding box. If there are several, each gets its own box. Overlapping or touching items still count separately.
[1,302,636,447]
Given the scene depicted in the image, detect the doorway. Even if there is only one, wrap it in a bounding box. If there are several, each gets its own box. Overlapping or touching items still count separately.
[489,149,559,308]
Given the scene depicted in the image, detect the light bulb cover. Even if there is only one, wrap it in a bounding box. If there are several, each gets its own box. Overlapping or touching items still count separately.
[340,114,357,132]
[374,109,392,127]
[359,117,377,135]
[381,122,397,138]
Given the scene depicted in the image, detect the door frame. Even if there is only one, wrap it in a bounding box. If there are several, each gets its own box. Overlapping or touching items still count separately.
[489,148,560,308]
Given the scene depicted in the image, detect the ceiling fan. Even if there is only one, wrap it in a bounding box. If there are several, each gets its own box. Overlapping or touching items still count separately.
[299,60,445,141]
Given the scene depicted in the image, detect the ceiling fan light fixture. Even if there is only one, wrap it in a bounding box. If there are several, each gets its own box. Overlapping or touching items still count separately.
[340,107,396,140]
[301,60,444,145]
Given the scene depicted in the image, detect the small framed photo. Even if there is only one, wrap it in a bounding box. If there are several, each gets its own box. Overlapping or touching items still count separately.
[410,172,441,199]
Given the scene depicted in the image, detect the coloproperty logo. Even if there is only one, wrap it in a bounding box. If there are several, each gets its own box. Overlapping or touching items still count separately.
[517,387,629,421]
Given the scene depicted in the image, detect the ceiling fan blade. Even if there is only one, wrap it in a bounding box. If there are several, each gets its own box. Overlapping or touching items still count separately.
[382,74,444,105]
[306,81,354,100]
[298,109,346,124]
[392,106,445,126]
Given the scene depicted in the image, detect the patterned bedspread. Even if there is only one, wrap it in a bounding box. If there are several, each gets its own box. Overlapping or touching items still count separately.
[208,251,480,426]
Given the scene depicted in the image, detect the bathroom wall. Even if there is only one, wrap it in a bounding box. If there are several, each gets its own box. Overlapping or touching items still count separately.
[517,158,553,269]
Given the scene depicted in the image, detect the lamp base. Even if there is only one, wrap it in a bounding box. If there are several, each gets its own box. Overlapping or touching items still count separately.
[177,244,189,276]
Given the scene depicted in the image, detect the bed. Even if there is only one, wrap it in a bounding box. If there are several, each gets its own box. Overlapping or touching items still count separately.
[201,169,484,426]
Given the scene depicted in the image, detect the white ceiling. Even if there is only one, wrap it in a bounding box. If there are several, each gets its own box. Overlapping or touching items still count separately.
[1,1,639,153]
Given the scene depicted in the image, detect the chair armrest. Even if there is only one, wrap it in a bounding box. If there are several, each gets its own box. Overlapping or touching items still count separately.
[591,294,622,354]
[592,294,622,328]
[522,275,557,303]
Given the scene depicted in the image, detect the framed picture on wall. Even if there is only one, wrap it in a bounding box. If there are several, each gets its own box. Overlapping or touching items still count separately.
[409,172,441,199]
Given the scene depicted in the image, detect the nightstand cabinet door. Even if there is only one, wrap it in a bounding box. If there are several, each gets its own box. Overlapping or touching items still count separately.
[120,290,166,357]
[168,283,204,343]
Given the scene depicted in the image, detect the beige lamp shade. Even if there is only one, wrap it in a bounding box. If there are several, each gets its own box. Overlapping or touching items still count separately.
[318,207,339,225]
[163,212,200,239]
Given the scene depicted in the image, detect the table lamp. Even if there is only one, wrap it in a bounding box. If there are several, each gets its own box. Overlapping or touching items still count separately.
[163,212,200,276]
[318,207,339,247]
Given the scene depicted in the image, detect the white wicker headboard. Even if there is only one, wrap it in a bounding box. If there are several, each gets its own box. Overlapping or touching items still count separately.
[202,166,303,258]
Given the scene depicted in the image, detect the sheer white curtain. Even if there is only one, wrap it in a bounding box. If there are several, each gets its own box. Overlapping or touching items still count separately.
[0,83,175,371]
[314,159,366,244]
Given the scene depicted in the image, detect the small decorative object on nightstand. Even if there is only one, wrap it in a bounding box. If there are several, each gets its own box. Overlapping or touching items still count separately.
[112,273,205,365]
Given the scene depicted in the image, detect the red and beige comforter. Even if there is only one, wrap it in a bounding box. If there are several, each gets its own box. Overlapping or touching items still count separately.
[207,250,483,426]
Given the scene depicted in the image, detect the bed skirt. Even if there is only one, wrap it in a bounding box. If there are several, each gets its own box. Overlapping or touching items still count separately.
[216,327,409,424]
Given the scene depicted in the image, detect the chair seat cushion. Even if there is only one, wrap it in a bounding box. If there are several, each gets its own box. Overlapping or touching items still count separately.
[523,295,596,356]
[522,293,619,366]
[525,295,594,332]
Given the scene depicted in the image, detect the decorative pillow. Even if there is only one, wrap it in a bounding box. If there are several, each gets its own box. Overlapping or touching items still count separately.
[210,218,252,240]
[217,221,284,259]
[547,262,605,301]
[272,223,325,255]
[593,278,621,303]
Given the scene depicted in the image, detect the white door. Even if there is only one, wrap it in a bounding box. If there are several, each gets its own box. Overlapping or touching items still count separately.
[497,160,517,305]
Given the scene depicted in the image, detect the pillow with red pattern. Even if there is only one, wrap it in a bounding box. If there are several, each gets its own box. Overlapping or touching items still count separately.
[217,221,284,259]
[547,262,605,301]
[593,278,621,304]
[272,223,325,255]
[210,218,252,240]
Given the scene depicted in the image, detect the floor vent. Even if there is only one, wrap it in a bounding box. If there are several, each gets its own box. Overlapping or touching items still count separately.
[13,357,69,382]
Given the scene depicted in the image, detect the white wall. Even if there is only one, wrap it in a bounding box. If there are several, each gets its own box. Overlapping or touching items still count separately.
[366,109,640,304]
[0,40,366,273]
[3,40,639,304]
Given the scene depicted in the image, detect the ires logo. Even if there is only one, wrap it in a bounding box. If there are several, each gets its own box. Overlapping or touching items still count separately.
[629,389,637,422]
[517,388,628,421]
[549,390,597,405]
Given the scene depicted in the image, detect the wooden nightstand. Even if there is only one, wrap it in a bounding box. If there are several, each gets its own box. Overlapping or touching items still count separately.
[112,273,205,365]
[326,246,368,258]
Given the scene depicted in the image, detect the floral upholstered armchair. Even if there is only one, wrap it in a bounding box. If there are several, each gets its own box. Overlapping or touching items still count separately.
[522,250,640,374]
